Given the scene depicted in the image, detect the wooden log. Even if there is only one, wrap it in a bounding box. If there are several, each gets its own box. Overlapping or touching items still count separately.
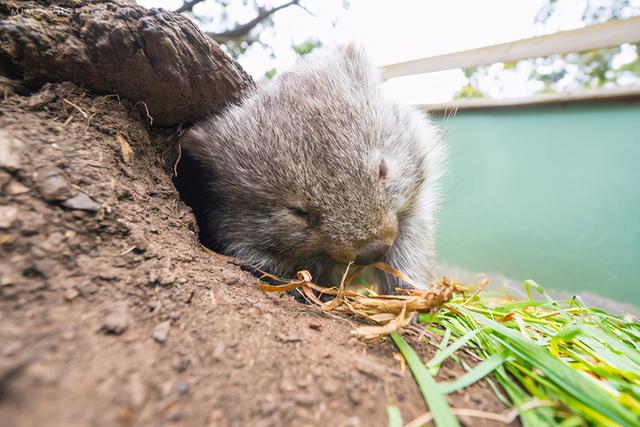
[0,0,255,127]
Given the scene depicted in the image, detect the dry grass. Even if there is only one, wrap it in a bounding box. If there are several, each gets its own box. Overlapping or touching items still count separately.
[257,262,465,339]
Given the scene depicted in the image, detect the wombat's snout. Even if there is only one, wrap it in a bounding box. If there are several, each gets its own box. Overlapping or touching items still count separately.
[354,241,389,266]
[351,218,398,265]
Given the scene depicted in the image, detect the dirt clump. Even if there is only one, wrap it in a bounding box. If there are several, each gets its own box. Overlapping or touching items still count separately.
[0,84,512,427]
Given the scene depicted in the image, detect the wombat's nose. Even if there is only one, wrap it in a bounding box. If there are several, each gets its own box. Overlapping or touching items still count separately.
[354,241,390,266]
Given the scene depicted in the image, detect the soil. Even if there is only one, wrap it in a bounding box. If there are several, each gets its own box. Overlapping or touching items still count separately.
[0,84,513,427]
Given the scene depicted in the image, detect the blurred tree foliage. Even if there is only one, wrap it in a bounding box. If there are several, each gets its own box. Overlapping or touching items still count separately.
[455,0,640,99]
[262,39,320,79]
[175,0,324,78]
[291,39,321,56]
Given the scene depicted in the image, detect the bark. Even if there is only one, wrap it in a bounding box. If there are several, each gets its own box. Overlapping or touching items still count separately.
[0,0,255,127]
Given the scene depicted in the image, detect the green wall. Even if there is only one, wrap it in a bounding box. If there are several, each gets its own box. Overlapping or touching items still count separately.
[434,102,640,305]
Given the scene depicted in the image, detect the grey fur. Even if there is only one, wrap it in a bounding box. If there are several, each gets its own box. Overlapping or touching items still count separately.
[181,45,446,293]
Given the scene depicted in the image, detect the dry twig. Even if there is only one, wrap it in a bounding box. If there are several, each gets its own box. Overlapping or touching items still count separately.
[63,99,88,119]
[135,101,154,127]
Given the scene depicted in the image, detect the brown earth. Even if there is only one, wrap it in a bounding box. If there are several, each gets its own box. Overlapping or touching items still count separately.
[0,84,513,427]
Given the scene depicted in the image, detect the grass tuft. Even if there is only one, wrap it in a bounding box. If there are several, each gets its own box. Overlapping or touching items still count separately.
[401,280,640,426]
[250,256,640,426]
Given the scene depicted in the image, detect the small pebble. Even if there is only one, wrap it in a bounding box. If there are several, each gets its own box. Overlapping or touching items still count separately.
[0,205,18,229]
[222,270,240,286]
[294,392,316,407]
[64,288,79,301]
[183,290,195,304]
[321,379,339,395]
[0,129,23,170]
[173,357,190,373]
[153,320,171,343]
[148,270,159,284]
[103,301,129,335]
[176,382,189,396]
[259,397,277,416]
[348,389,362,405]
[5,179,30,195]
[212,342,225,360]
[158,272,176,286]
[35,166,74,201]
[62,193,100,212]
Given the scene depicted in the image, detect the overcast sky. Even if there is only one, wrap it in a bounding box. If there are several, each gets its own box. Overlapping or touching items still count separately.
[138,0,639,104]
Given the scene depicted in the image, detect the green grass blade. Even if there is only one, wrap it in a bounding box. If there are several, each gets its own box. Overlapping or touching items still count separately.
[386,405,403,427]
[439,350,509,394]
[427,328,483,371]
[461,308,639,426]
[439,327,452,351]
[583,323,640,366]
[390,332,461,427]
[556,416,586,427]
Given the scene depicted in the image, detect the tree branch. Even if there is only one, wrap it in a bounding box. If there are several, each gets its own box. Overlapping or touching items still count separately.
[175,0,206,14]
[207,0,300,41]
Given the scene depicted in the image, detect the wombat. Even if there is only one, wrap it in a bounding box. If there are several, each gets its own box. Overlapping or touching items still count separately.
[179,45,445,293]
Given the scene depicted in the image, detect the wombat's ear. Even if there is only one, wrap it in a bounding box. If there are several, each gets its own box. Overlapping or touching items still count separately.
[339,42,381,83]
[340,42,365,60]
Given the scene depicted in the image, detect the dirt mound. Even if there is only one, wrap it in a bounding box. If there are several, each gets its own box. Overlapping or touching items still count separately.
[0,85,510,427]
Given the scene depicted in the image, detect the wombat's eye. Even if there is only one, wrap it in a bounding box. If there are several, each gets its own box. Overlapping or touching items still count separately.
[378,159,388,183]
[290,207,309,219]
[287,205,318,227]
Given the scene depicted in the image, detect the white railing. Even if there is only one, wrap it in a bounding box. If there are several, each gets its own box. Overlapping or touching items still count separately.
[380,16,640,111]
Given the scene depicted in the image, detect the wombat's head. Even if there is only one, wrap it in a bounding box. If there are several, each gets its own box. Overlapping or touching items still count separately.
[182,45,444,287]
